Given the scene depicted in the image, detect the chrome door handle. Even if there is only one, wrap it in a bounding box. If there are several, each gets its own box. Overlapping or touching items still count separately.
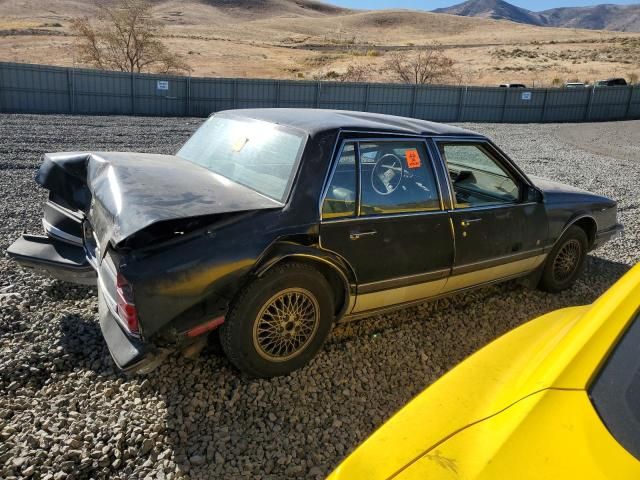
[461,218,482,227]
[349,229,377,240]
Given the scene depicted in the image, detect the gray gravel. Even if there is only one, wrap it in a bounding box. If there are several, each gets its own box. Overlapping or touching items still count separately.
[1,114,638,480]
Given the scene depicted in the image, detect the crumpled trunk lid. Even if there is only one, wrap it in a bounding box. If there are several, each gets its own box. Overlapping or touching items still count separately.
[37,151,283,253]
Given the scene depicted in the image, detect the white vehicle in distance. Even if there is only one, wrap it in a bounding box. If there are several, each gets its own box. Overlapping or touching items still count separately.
[564,82,587,88]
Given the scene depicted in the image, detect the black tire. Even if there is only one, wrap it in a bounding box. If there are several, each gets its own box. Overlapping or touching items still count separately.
[538,225,588,293]
[220,262,334,378]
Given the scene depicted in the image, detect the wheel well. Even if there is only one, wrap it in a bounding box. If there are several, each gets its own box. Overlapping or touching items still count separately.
[267,257,348,318]
[572,217,597,248]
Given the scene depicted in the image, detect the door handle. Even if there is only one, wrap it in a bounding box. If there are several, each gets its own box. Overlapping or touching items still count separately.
[461,218,482,227]
[349,229,377,240]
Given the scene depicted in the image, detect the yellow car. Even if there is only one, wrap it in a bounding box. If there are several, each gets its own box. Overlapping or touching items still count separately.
[329,264,640,480]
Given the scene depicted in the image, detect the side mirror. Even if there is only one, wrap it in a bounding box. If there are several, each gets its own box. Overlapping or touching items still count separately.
[526,185,543,202]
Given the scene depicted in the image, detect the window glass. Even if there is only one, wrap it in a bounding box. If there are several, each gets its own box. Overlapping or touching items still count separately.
[438,143,520,208]
[360,141,439,215]
[322,143,356,219]
[590,313,640,460]
[177,116,306,203]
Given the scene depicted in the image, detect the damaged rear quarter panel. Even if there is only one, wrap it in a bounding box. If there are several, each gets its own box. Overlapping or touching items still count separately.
[120,209,317,338]
[120,210,317,338]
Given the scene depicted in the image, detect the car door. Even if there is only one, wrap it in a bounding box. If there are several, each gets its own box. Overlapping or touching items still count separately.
[320,138,454,314]
[432,139,548,292]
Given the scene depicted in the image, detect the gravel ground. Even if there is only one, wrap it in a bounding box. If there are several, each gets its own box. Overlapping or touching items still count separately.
[0,115,638,480]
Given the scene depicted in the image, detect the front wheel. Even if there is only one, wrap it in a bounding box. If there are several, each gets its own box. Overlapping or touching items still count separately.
[538,225,588,293]
[220,262,334,378]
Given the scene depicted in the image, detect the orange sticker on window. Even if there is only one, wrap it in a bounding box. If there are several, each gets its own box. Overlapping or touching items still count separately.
[405,149,421,169]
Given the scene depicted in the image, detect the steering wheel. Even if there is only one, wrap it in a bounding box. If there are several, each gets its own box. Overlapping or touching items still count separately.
[371,153,403,196]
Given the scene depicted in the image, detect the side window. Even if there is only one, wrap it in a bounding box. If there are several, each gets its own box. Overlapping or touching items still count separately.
[322,143,356,219]
[360,141,440,215]
[437,143,520,208]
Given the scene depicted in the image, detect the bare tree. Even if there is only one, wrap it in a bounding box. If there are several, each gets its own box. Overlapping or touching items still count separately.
[71,0,190,74]
[383,44,455,85]
[340,64,369,83]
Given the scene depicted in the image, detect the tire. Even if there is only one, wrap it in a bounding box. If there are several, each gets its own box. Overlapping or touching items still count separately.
[220,262,334,378]
[538,225,588,293]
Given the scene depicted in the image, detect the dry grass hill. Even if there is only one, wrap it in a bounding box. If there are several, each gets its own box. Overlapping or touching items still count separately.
[0,0,638,86]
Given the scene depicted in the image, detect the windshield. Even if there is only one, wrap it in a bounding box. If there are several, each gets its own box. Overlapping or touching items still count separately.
[590,311,640,460]
[177,115,307,203]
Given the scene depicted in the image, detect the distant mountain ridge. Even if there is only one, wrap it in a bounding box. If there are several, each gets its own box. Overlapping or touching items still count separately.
[433,0,640,32]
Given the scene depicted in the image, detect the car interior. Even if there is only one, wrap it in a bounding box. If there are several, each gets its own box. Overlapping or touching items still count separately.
[322,141,440,218]
[437,143,520,208]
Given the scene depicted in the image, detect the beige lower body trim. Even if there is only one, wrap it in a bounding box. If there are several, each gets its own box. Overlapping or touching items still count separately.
[351,254,546,314]
[443,254,547,293]
[353,278,448,313]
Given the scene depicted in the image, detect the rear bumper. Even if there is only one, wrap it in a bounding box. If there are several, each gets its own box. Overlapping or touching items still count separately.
[593,223,623,249]
[98,288,170,374]
[8,232,170,374]
[7,234,96,285]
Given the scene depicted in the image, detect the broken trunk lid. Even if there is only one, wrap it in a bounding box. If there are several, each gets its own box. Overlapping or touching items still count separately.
[36,151,284,252]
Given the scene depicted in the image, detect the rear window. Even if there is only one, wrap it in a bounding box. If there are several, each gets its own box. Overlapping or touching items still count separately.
[177,115,307,203]
[590,312,640,460]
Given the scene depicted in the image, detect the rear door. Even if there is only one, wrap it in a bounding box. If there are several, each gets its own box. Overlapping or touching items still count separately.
[320,138,454,314]
[433,139,547,291]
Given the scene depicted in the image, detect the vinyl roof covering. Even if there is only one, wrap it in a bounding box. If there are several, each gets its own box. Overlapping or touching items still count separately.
[218,108,481,137]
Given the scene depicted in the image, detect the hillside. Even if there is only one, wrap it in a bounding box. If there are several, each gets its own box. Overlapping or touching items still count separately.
[542,4,640,32]
[0,0,638,86]
[433,0,640,32]
[433,0,544,25]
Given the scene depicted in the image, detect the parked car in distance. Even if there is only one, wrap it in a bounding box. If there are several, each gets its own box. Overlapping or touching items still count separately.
[499,83,526,88]
[7,109,623,377]
[564,82,587,88]
[329,263,640,480]
[595,78,628,87]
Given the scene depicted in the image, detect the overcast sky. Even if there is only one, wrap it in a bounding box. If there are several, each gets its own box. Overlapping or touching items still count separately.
[326,0,639,12]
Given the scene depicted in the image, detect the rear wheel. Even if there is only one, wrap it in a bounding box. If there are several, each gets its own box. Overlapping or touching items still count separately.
[538,225,588,293]
[220,262,334,378]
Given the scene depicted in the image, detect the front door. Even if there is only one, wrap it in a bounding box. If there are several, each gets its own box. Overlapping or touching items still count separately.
[320,139,454,313]
[433,140,548,291]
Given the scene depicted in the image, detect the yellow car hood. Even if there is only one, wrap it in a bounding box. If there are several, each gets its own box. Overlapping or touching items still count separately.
[329,264,640,480]
[396,388,640,479]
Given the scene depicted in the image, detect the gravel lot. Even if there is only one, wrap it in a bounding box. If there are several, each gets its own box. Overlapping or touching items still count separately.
[1,115,638,480]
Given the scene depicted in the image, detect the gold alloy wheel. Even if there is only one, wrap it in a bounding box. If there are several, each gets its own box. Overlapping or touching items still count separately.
[252,287,320,362]
[552,238,582,282]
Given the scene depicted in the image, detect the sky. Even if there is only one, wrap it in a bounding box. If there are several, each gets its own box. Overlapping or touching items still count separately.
[326,0,639,12]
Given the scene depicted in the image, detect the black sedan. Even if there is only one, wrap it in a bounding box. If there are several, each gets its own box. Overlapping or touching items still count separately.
[8,109,623,377]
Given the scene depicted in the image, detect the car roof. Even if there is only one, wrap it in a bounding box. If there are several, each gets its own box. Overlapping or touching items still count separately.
[216,108,481,137]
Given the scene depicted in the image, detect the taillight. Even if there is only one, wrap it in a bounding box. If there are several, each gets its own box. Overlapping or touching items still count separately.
[116,272,139,335]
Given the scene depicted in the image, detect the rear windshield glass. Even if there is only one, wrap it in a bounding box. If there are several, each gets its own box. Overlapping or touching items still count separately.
[177,116,307,203]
